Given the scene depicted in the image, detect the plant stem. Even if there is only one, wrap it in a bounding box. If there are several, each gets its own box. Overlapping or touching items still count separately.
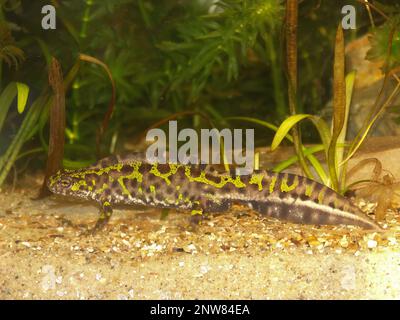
[265,35,285,120]
[285,0,313,179]
[80,0,93,40]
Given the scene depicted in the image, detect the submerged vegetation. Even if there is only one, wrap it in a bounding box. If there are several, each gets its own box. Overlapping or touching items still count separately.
[0,0,399,206]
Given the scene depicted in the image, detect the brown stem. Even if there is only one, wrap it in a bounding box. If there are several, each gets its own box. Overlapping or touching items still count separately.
[39,57,66,198]
[285,0,313,179]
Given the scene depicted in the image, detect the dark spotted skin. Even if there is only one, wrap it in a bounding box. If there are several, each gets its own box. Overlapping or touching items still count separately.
[47,154,382,232]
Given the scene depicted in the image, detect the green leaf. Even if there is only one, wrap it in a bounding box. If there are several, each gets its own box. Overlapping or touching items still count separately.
[308,116,331,155]
[16,82,29,114]
[227,116,293,142]
[340,78,400,167]
[229,116,330,184]
[272,144,329,185]
[306,153,329,185]
[327,25,346,191]
[0,95,49,187]
[337,71,356,192]
[272,144,323,170]
[0,82,17,132]
[271,114,310,150]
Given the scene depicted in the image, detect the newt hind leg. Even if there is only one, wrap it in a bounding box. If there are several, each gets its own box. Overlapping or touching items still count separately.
[189,199,232,226]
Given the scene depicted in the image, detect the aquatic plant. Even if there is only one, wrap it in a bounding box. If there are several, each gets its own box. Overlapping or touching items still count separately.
[233,0,400,197]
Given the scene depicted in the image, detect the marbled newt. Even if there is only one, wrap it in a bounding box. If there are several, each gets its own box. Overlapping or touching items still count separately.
[47,153,382,232]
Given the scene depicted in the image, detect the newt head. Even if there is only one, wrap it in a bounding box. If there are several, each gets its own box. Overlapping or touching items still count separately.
[47,169,93,200]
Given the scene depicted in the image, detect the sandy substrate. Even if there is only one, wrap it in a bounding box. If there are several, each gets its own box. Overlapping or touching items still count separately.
[1,177,400,300]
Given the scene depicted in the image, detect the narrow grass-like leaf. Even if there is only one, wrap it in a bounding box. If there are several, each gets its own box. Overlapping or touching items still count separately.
[272,144,324,171]
[141,110,214,142]
[15,148,44,162]
[337,71,356,159]
[264,35,286,120]
[340,68,400,170]
[340,79,400,167]
[337,71,356,192]
[16,82,29,114]
[34,37,52,65]
[227,116,293,142]
[272,144,328,184]
[271,114,331,152]
[0,58,81,188]
[306,153,329,184]
[0,95,48,186]
[229,116,329,183]
[79,53,116,157]
[0,82,17,132]
[327,25,346,191]
[310,116,332,155]
[271,114,309,150]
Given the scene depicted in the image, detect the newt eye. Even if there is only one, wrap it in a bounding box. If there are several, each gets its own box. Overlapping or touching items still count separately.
[60,179,72,188]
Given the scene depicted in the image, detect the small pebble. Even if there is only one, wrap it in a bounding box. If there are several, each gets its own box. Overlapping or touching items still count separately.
[367,239,377,249]
[339,236,349,248]
[21,242,31,248]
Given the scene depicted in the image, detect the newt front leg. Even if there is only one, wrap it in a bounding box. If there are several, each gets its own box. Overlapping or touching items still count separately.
[91,199,113,234]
